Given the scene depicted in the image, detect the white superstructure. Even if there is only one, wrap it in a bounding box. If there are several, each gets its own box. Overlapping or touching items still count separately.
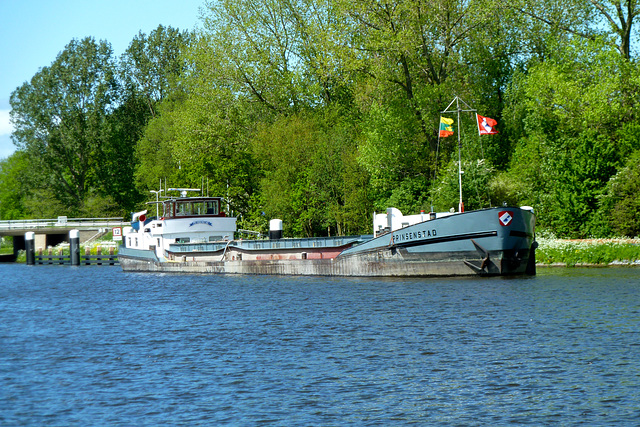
[122,195,236,260]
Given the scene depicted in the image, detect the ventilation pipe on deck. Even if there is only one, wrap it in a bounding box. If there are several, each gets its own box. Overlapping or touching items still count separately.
[269,219,283,240]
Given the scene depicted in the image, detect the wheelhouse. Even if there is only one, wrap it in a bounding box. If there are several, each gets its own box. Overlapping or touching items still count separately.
[161,197,226,219]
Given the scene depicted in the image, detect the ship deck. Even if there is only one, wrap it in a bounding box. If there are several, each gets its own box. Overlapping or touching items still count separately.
[167,235,373,254]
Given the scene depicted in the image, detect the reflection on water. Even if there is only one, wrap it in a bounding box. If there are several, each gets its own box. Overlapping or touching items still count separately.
[1,265,639,425]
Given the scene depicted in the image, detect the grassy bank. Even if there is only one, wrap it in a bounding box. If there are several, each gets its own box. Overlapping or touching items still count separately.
[536,238,640,266]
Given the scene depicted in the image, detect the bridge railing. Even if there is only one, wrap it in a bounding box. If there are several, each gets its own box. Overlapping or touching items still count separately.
[0,217,130,231]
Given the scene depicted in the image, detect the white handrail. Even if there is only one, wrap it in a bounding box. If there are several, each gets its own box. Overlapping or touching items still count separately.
[0,218,130,230]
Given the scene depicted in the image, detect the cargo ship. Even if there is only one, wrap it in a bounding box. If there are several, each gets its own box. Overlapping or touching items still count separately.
[117,190,536,276]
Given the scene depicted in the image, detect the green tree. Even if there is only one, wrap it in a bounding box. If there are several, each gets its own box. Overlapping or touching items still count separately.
[202,0,312,114]
[253,109,371,236]
[135,41,260,217]
[513,0,639,60]
[120,25,194,117]
[10,37,119,214]
[111,25,195,213]
[0,152,31,219]
[95,93,150,213]
[598,149,640,237]
[336,0,523,211]
[201,0,356,114]
[134,98,183,193]
[168,90,258,216]
[501,38,639,236]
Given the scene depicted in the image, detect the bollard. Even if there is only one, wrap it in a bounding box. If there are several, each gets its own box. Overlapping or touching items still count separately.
[25,232,35,265]
[70,230,80,266]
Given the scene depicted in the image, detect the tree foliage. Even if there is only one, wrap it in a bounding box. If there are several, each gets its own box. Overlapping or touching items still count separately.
[0,152,31,220]
[120,25,194,117]
[10,37,119,214]
[501,37,640,236]
[2,1,640,238]
[598,149,640,236]
[252,108,371,236]
[201,0,343,113]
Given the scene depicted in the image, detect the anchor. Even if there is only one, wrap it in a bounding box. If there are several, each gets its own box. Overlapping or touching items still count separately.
[464,239,494,274]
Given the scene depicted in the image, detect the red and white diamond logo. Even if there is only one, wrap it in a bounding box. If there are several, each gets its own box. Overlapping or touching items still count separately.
[499,211,513,226]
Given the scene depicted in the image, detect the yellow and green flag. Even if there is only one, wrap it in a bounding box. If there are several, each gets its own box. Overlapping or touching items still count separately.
[439,117,454,137]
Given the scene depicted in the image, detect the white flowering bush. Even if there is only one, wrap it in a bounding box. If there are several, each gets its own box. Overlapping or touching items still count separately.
[537,237,640,265]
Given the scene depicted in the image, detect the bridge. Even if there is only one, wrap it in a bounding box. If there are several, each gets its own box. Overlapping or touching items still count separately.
[0,216,130,258]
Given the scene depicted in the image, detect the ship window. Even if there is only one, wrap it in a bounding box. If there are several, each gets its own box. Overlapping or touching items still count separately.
[163,202,173,217]
[176,202,192,216]
[175,237,190,243]
[204,201,219,215]
[194,202,204,215]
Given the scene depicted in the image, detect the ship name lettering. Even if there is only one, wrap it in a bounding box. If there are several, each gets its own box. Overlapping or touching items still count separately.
[394,228,437,242]
[189,220,213,227]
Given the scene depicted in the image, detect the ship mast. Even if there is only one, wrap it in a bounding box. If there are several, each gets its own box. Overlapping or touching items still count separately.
[441,96,476,213]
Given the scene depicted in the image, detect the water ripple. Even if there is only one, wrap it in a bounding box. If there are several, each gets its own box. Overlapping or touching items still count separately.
[0,266,639,425]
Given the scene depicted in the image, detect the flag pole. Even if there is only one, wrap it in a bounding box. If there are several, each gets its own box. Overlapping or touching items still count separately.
[432,122,442,213]
[441,96,476,213]
[456,98,463,212]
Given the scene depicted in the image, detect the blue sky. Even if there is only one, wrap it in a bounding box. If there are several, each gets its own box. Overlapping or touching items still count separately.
[0,0,205,159]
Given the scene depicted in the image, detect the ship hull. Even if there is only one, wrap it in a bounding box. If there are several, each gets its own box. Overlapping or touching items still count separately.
[118,248,534,276]
[118,207,536,277]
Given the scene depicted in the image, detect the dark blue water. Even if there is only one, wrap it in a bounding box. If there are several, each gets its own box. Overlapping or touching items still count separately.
[1,265,639,426]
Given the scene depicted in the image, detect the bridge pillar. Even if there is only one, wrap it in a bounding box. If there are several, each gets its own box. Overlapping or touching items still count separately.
[70,230,80,266]
[25,232,35,265]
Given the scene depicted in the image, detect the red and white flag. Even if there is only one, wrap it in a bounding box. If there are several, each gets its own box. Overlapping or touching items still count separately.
[477,114,498,135]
